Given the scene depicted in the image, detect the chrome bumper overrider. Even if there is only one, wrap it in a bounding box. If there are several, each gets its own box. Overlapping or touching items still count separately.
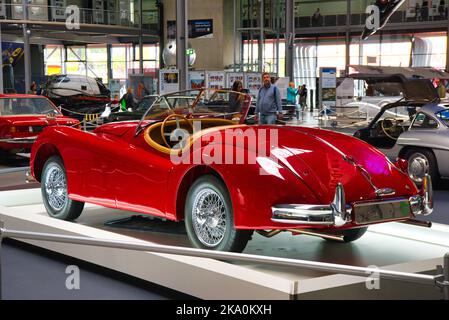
[0,137,37,144]
[271,175,434,227]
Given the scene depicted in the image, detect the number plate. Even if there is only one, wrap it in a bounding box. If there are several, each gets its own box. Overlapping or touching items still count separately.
[354,199,411,225]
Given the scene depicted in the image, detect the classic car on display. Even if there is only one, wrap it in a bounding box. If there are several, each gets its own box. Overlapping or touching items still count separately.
[43,74,111,119]
[0,94,79,157]
[105,90,253,125]
[30,88,433,252]
[354,77,449,186]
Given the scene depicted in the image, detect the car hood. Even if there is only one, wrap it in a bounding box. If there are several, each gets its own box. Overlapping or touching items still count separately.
[269,126,418,203]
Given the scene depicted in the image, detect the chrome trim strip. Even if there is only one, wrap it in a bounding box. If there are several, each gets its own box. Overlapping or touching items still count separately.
[0,137,37,144]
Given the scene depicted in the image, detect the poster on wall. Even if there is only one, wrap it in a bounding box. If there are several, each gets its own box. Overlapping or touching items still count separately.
[206,71,226,90]
[226,72,244,89]
[2,42,24,66]
[319,67,337,111]
[159,69,180,95]
[109,79,122,98]
[244,73,262,98]
[188,71,206,91]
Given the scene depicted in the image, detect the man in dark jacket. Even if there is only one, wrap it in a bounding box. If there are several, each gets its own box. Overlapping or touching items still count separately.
[255,72,282,125]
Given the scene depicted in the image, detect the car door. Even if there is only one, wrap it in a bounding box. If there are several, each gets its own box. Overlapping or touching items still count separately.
[112,131,174,218]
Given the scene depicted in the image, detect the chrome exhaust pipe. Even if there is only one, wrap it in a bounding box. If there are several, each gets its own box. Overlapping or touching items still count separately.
[256,230,283,238]
[399,219,432,228]
[256,228,344,242]
[287,229,345,242]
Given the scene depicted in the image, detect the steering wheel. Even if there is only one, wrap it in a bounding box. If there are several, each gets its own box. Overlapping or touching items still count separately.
[380,117,403,140]
[160,113,193,148]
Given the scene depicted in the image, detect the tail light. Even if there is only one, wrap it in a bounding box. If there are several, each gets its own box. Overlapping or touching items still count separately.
[9,126,16,134]
[395,157,408,173]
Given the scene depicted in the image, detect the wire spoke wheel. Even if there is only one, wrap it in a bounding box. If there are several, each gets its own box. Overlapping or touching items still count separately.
[44,164,68,211]
[185,175,253,252]
[192,188,227,247]
[41,156,84,221]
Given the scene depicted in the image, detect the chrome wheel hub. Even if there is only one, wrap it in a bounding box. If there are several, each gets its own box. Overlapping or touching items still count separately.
[44,164,68,211]
[408,153,429,184]
[192,188,227,247]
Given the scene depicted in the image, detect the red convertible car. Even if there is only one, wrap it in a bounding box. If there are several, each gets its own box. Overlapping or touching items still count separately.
[0,94,79,157]
[30,89,433,252]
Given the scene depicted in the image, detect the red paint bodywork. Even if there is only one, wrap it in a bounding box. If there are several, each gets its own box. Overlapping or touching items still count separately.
[30,120,420,231]
[0,94,79,153]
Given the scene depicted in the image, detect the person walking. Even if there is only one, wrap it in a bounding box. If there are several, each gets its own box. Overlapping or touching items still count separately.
[286,82,299,120]
[299,84,308,110]
[255,72,282,125]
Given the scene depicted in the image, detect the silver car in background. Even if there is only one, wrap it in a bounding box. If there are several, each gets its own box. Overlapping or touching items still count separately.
[397,103,449,185]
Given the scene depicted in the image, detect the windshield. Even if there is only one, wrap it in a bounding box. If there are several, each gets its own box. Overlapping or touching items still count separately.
[142,89,250,121]
[136,89,252,135]
[0,97,59,116]
[136,96,158,112]
[436,109,449,126]
[378,105,412,120]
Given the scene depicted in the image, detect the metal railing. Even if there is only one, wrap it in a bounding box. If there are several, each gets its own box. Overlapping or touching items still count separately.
[242,5,449,30]
[0,3,159,29]
[0,222,448,300]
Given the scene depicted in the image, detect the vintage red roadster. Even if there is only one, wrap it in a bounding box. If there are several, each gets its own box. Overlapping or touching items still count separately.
[30,89,433,252]
[0,94,79,157]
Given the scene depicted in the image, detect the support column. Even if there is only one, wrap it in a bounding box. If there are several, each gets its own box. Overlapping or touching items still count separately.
[345,0,351,75]
[176,0,188,90]
[446,19,449,70]
[258,0,264,72]
[285,0,295,80]
[0,23,3,94]
[157,0,165,69]
[139,0,144,74]
[233,0,237,71]
[22,0,31,93]
[107,44,113,83]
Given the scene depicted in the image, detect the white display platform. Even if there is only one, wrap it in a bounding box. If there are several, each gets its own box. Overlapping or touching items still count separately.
[1,188,448,299]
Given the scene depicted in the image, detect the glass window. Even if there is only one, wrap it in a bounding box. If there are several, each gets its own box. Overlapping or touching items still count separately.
[0,98,57,116]
[412,33,447,68]
[436,109,449,126]
[44,45,64,75]
[67,46,86,61]
[412,113,439,129]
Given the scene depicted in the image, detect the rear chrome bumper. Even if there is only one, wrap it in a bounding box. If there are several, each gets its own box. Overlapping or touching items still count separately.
[0,137,37,144]
[272,175,434,227]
